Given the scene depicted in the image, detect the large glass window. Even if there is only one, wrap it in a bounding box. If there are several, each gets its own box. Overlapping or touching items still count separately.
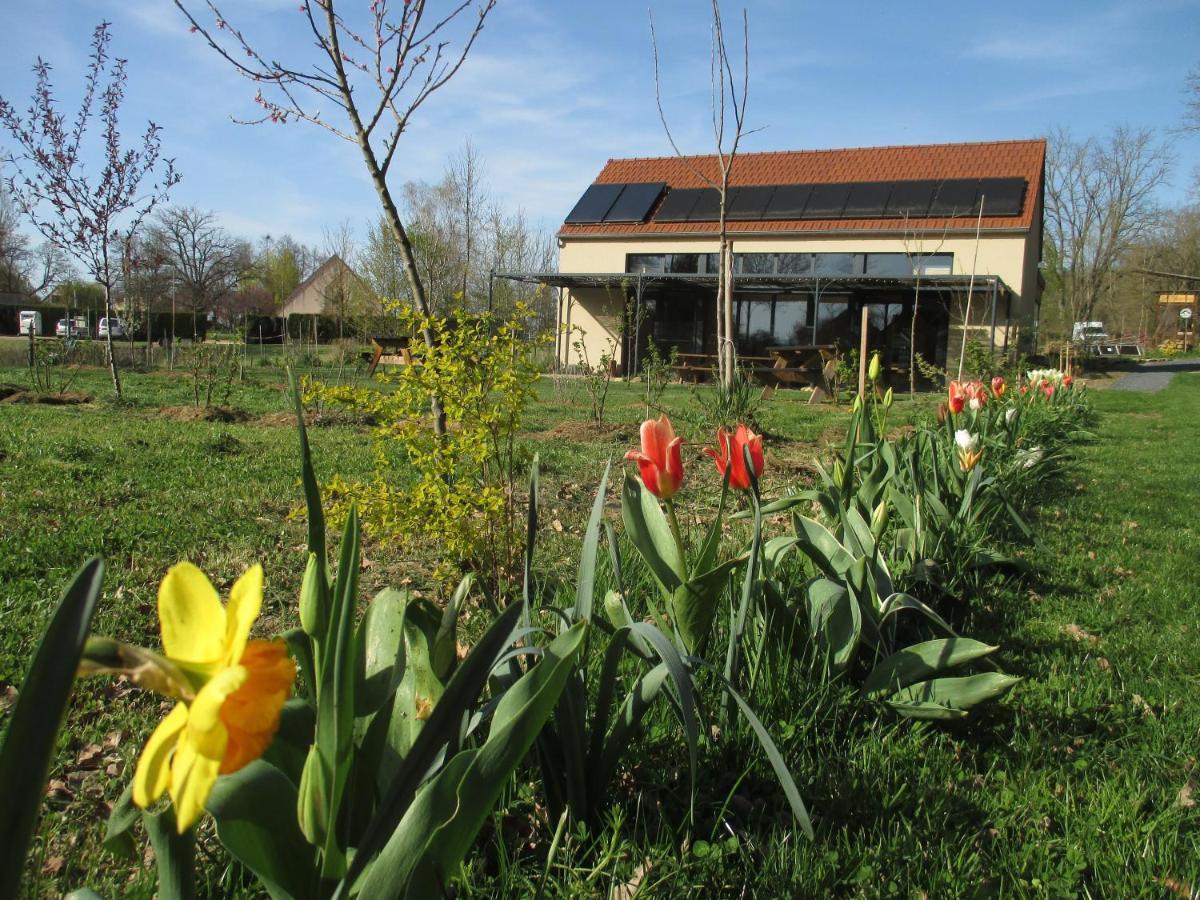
[863,252,954,276]
[733,293,813,353]
[627,253,707,274]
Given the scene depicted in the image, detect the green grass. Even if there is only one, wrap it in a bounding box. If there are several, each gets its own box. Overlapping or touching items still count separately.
[1,364,1197,895]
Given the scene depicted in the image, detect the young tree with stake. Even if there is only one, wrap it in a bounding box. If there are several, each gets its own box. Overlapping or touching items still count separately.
[0,23,180,400]
[173,0,497,435]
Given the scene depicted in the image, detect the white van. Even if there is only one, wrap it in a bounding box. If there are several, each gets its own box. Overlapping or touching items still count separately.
[18,310,41,335]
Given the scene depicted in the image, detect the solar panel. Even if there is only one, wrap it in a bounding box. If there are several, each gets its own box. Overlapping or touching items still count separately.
[603,182,666,223]
[928,179,982,217]
[726,185,776,220]
[654,188,703,222]
[685,188,722,221]
[884,180,936,218]
[803,183,851,218]
[564,183,624,224]
[762,184,812,219]
[977,177,1026,216]
[843,181,893,217]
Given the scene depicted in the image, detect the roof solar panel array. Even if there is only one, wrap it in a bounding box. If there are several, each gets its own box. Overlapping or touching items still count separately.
[564,177,1028,224]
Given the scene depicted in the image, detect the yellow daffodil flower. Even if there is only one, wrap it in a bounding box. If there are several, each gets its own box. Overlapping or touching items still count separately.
[132,563,295,832]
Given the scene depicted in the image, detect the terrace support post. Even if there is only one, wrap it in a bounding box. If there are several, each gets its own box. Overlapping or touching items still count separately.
[631,274,644,377]
[858,305,869,399]
[553,287,563,373]
[989,279,999,356]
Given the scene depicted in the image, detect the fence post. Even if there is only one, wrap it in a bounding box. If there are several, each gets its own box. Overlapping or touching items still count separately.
[857,305,869,399]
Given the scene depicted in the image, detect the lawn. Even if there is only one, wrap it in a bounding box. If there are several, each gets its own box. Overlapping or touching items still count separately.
[1,363,1197,895]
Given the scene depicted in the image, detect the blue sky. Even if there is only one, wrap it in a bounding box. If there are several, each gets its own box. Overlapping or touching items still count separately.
[1,0,1197,251]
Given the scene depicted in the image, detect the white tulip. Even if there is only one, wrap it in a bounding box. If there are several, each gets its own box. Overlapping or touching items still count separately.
[1005,407,1017,425]
[954,429,979,452]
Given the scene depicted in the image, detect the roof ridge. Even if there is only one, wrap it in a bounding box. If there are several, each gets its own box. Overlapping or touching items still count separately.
[603,137,1046,167]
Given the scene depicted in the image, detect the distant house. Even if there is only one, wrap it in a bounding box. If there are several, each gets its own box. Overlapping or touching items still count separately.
[279,254,368,318]
[505,139,1046,379]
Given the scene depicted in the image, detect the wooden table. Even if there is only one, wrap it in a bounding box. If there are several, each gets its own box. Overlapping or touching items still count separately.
[763,345,838,400]
[366,336,413,376]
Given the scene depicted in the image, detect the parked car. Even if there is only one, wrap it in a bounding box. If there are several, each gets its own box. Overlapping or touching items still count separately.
[97,317,126,339]
[55,317,90,338]
[18,310,41,335]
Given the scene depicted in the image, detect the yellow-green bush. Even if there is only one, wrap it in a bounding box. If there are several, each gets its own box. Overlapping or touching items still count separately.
[305,304,545,593]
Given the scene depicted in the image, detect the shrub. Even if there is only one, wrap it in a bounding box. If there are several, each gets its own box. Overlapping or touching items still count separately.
[306,303,545,594]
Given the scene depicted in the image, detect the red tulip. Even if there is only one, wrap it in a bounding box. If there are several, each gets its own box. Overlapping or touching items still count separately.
[947,380,966,415]
[1040,380,1055,398]
[1062,374,1074,387]
[704,424,765,491]
[625,414,684,499]
[936,402,948,425]
[1019,384,1029,396]
[991,376,1006,398]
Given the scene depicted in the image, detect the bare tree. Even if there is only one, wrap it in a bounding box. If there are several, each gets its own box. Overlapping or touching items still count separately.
[1,184,72,297]
[174,0,498,434]
[1044,126,1173,336]
[321,220,366,339]
[651,1,752,387]
[0,22,180,398]
[150,206,248,337]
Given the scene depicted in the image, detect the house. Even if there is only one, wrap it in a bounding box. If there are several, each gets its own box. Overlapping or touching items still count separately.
[279,254,367,318]
[509,138,1046,381]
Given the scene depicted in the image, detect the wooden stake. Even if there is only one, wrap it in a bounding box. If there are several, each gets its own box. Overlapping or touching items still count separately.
[858,305,869,399]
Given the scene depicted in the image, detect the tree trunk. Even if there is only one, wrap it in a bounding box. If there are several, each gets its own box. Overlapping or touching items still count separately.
[103,283,123,400]
[908,280,921,394]
[359,140,447,435]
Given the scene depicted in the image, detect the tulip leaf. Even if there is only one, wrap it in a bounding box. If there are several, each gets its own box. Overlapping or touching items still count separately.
[863,639,998,700]
[621,474,682,593]
[142,806,195,900]
[338,600,524,896]
[383,598,448,778]
[885,673,1021,719]
[354,621,589,897]
[573,462,611,623]
[691,660,814,840]
[354,589,409,718]
[792,515,854,578]
[807,577,860,673]
[103,784,139,860]
[673,554,747,654]
[0,558,104,900]
[207,760,318,900]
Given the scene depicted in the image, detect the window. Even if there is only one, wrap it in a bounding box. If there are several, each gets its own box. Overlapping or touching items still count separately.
[863,253,954,277]
[627,253,706,274]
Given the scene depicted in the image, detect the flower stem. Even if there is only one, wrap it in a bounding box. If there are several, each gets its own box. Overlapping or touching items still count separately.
[665,499,688,573]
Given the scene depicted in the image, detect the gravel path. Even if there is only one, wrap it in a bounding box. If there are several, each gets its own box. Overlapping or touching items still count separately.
[1108,360,1200,393]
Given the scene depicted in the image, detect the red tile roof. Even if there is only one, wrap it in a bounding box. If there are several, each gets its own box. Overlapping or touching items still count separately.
[558,138,1045,238]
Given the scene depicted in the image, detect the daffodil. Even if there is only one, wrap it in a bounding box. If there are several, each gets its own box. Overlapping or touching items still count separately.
[132,563,295,832]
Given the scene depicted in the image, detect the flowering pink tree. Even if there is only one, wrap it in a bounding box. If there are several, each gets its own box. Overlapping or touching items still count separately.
[0,22,180,399]
[173,0,497,434]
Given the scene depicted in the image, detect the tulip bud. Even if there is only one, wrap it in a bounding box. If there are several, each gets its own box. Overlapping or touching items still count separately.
[299,551,325,637]
[868,352,882,383]
[832,459,845,487]
[883,387,893,408]
[297,746,328,845]
[852,394,863,413]
[871,500,888,539]
[603,590,626,629]
[936,402,948,425]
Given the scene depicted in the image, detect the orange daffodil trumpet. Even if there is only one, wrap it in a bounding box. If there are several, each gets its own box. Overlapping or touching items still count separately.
[705,424,765,491]
[625,414,685,500]
[131,563,295,832]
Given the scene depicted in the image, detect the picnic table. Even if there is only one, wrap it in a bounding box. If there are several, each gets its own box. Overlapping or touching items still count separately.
[366,335,413,376]
[762,345,838,400]
[671,345,837,400]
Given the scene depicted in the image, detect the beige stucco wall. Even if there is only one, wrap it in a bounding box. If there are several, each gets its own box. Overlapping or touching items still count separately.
[557,229,1039,368]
